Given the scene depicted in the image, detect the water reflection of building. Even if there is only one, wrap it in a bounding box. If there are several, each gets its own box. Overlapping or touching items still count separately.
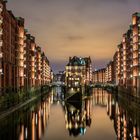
[105,91,140,140]
[93,88,116,121]
[93,88,109,106]
[93,88,140,140]
[18,97,51,140]
[92,68,106,84]
[0,95,51,140]
[64,98,92,137]
[112,104,140,140]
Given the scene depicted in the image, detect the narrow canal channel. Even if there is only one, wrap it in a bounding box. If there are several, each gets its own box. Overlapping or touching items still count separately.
[0,87,140,140]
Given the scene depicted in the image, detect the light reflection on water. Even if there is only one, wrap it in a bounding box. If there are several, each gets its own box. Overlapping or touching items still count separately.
[0,87,140,140]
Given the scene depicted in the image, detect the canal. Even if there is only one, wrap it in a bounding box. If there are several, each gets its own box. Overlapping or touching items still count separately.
[0,87,140,140]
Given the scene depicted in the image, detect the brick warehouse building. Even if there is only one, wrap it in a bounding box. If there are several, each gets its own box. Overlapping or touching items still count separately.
[92,13,140,98]
[0,0,52,94]
[0,1,17,93]
[115,13,140,97]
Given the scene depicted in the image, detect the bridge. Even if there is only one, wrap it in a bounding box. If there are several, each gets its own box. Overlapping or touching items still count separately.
[51,81,65,87]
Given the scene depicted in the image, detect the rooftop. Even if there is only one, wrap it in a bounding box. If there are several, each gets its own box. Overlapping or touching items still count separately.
[67,56,91,66]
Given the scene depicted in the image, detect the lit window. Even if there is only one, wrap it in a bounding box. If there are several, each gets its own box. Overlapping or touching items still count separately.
[0,52,2,58]
[0,69,2,73]
[132,16,137,25]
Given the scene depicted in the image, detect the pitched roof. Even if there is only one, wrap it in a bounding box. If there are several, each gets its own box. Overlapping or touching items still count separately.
[67,56,86,66]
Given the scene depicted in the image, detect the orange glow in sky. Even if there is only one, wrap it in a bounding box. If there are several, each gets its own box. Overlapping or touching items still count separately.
[8,0,140,72]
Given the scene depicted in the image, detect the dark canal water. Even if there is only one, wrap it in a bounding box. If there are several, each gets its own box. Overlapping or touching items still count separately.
[0,87,140,140]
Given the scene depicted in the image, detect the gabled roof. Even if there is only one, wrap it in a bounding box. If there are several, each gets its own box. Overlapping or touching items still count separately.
[67,56,86,66]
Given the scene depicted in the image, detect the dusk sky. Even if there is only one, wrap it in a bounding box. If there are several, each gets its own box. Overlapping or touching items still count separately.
[7,0,140,73]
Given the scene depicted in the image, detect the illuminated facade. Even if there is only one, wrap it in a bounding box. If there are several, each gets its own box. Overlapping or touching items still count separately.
[93,13,140,97]
[117,29,133,88]
[93,62,114,85]
[105,61,114,83]
[41,53,47,85]
[46,59,51,84]
[117,43,123,86]
[0,0,52,94]
[0,1,17,93]
[65,56,92,87]
[24,34,36,89]
[92,68,106,84]
[93,13,140,93]
[35,46,42,87]
[41,53,51,85]
[113,13,140,96]
[132,13,140,91]
[16,17,25,91]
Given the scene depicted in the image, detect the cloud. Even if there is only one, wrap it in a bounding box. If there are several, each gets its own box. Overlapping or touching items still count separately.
[66,35,84,41]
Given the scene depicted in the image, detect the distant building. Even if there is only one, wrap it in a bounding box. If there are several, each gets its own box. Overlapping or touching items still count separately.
[44,56,51,84]
[65,56,92,87]
[54,71,65,84]
[41,53,51,85]
[93,68,106,84]
[93,61,114,85]
[105,61,115,83]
